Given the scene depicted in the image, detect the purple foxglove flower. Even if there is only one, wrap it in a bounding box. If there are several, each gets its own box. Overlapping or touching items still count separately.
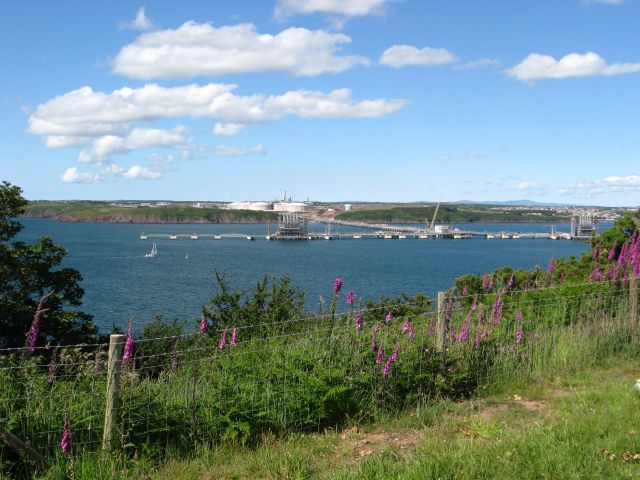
[591,264,602,282]
[199,315,208,334]
[592,247,599,260]
[474,330,481,346]
[122,320,134,365]
[346,291,354,306]
[60,418,72,455]
[383,358,392,377]
[26,295,47,354]
[462,286,468,296]
[409,323,415,340]
[402,318,410,334]
[618,243,629,266]
[507,275,515,289]
[47,363,56,385]
[231,327,238,347]
[547,258,555,275]
[482,273,489,289]
[516,325,524,344]
[355,311,363,332]
[333,278,343,294]
[608,243,617,261]
[458,322,470,342]
[488,276,494,289]
[471,296,478,313]
[371,333,377,353]
[373,323,381,334]
[385,311,393,323]
[391,346,399,362]
[219,329,227,350]
[376,344,384,364]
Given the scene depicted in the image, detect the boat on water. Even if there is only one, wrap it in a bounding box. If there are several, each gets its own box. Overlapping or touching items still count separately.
[145,242,158,258]
[353,234,362,239]
[486,234,495,239]
[214,235,222,240]
[419,234,430,239]
[246,235,255,241]
[512,234,521,239]
[185,252,190,260]
[501,233,510,239]
[140,233,148,240]
[169,234,178,240]
[398,234,407,239]
[190,234,198,240]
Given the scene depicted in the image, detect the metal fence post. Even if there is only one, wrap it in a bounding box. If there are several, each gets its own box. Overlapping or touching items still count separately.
[102,334,124,450]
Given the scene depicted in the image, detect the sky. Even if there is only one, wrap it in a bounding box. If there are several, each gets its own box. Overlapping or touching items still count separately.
[0,0,639,206]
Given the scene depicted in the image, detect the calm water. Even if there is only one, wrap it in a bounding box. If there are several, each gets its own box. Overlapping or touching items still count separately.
[17,218,595,332]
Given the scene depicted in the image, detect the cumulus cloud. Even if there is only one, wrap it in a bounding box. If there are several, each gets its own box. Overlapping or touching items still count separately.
[275,0,391,18]
[506,52,640,82]
[380,45,458,68]
[29,83,407,147]
[558,175,640,197]
[213,122,245,136]
[60,167,100,184]
[215,144,267,157]
[453,58,501,71]
[118,7,154,31]
[517,181,540,191]
[78,126,189,164]
[121,165,162,180]
[112,22,368,79]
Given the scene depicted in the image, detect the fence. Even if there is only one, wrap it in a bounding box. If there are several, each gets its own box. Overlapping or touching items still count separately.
[1,278,638,472]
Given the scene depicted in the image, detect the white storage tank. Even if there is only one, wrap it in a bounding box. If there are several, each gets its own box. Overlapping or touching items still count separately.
[344,204,352,211]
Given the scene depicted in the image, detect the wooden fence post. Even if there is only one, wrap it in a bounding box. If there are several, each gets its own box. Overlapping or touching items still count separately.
[102,334,124,450]
[436,291,448,356]
[630,275,638,341]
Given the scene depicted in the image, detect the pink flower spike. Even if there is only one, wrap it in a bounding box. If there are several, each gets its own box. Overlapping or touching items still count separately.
[385,311,393,323]
[383,358,392,377]
[376,344,384,364]
[231,328,238,347]
[199,315,208,334]
[60,417,72,456]
[333,278,343,294]
[219,329,227,350]
[346,291,355,306]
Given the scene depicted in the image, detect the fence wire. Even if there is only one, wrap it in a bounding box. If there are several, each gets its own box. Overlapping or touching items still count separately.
[1,280,638,465]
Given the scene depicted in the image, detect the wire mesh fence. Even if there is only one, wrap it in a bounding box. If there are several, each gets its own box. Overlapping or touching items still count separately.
[1,278,638,468]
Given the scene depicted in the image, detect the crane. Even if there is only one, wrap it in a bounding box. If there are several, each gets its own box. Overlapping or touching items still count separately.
[429,201,440,231]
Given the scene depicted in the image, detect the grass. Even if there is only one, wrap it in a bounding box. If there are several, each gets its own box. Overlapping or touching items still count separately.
[37,356,640,479]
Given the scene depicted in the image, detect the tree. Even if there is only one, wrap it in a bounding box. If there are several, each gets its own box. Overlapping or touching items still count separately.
[0,181,96,349]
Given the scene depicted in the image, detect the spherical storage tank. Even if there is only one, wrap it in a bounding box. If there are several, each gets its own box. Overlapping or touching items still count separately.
[274,202,311,212]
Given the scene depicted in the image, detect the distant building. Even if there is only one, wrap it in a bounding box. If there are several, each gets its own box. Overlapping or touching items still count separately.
[273,202,312,213]
[227,201,274,211]
[344,204,352,211]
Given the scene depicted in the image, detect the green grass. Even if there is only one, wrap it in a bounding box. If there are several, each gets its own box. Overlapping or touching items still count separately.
[35,357,640,479]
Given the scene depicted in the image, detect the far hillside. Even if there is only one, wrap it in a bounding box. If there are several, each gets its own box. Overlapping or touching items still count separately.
[335,204,572,223]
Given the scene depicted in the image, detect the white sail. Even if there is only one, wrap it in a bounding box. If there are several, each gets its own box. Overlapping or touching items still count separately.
[145,242,157,257]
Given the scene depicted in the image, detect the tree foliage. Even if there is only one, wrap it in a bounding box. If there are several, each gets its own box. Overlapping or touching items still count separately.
[0,181,96,349]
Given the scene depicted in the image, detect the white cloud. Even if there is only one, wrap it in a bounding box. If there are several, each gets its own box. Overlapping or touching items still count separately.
[602,175,640,189]
[118,7,154,31]
[506,52,640,82]
[60,167,100,184]
[78,126,189,164]
[29,83,407,146]
[215,144,267,157]
[275,0,391,18]
[380,45,458,68]
[582,0,625,4]
[437,155,450,161]
[558,175,640,197]
[121,165,162,180]
[517,181,539,191]
[453,58,501,71]
[112,22,368,79]
[213,122,245,136]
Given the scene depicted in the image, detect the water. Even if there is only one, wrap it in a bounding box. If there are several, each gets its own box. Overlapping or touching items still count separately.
[16,218,595,332]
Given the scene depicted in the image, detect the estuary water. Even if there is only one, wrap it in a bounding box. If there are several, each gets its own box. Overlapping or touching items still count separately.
[17,218,595,332]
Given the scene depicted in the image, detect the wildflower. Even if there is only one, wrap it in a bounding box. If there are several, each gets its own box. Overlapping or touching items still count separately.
[385,311,393,323]
[462,286,468,296]
[355,311,363,332]
[458,322,470,342]
[231,328,238,347]
[592,247,600,260]
[482,273,489,289]
[516,324,524,344]
[618,242,629,265]
[591,264,602,282]
[47,363,56,385]
[371,333,378,353]
[376,344,384,364]
[608,242,617,261]
[547,258,555,275]
[488,275,494,290]
[470,296,478,313]
[333,278,343,294]
[219,329,228,349]
[428,321,435,336]
[26,295,47,354]
[347,291,355,306]
[199,315,208,334]
[391,346,399,362]
[373,323,381,334]
[409,323,415,340]
[60,417,72,456]
[383,358,392,377]
[122,319,134,365]
[402,318,410,334]
[507,274,515,289]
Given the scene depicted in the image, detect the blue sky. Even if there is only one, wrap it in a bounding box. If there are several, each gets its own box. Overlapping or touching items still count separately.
[1,0,639,206]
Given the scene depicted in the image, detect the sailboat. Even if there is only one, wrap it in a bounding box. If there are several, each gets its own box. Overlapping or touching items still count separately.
[185,252,190,260]
[145,242,158,257]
